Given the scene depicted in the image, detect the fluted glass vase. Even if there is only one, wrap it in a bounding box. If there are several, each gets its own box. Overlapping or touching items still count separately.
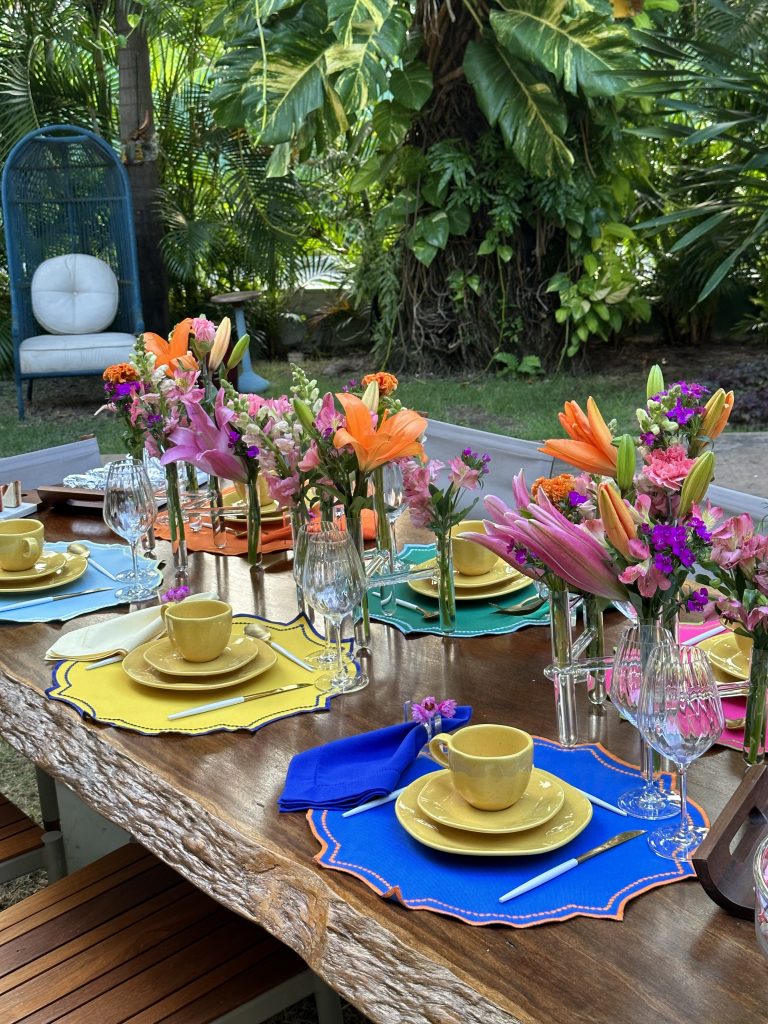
[244,461,262,571]
[164,462,188,576]
[744,647,768,766]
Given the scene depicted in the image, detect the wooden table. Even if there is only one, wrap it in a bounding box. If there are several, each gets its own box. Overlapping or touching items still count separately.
[0,509,765,1024]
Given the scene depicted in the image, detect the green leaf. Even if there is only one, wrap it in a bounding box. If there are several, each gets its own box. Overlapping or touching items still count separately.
[583,253,599,275]
[421,210,450,249]
[478,237,497,256]
[371,100,411,149]
[497,244,513,262]
[389,63,433,110]
[446,205,471,235]
[464,38,572,177]
[410,237,439,266]
[266,142,292,178]
[490,6,633,98]
[668,210,733,253]
[328,0,391,46]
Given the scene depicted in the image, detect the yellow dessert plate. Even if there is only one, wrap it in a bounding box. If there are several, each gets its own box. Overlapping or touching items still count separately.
[123,638,277,690]
[396,775,591,856]
[416,768,565,834]
[409,558,525,591]
[0,551,67,584]
[698,631,751,679]
[0,553,88,594]
[143,635,261,677]
[408,572,531,603]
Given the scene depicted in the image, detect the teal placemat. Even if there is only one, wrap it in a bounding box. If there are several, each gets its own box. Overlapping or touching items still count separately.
[368,544,550,637]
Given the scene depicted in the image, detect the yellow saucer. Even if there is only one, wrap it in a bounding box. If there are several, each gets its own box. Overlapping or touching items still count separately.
[143,635,261,677]
[0,551,66,583]
[396,775,591,856]
[416,768,565,835]
[123,638,277,690]
[408,571,531,603]
[0,553,88,595]
[698,631,751,679]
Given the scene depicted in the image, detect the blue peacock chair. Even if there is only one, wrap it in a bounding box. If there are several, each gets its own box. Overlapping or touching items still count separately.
[2,124,144,418]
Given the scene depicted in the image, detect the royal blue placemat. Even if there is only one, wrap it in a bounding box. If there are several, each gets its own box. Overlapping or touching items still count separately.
[308,739,707,928]
[368,544,551,637]
[0,541,162,623]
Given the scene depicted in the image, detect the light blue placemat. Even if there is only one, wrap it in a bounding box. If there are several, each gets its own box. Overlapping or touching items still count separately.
[368,543,550,637]
[0,541,161,623]
[309,739,706,928]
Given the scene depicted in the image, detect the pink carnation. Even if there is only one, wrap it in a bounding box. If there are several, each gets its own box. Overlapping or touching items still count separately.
[191,316,216,343]
[642,444,695,492]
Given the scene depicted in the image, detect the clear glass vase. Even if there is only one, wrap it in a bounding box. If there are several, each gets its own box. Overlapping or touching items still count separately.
[207,474,227,550]
[346,515,371,652]
[582,594,607,705]
[744,647,768,766]
[435,532,456,634]
[244,461,262,571]
[164,462,188,576]
[547,581,576,744]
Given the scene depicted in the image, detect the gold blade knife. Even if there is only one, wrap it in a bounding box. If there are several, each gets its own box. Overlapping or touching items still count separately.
[167,683,314,721]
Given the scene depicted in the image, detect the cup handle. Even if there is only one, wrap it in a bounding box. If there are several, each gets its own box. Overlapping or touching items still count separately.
[22,538,42,562]
[427,733,452,767]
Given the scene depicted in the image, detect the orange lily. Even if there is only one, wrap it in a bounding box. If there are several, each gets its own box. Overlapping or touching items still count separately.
[143,318,198,376]
[540,397,617,477]
[597,482,636,559]
[701,388,734,440]
[333,393,426,472]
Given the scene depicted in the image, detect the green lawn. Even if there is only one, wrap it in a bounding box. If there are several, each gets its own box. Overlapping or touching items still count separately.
[0,361,647,459]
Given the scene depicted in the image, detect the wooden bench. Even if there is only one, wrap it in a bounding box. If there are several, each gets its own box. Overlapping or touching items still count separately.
[0,843,342,1024]
[0,793,65,886]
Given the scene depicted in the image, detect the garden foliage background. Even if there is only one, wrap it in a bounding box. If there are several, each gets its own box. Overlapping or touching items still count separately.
[0,0,765,378]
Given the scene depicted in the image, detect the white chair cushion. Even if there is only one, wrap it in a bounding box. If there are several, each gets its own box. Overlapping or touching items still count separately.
[31,254,119,335]
[19,333,136,375]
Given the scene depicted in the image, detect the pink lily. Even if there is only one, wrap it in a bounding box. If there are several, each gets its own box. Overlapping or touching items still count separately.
[462,473,629,601]
[161,390,246,482]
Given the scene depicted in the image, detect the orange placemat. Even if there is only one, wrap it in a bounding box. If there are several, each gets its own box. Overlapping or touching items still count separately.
[155,507,377,556]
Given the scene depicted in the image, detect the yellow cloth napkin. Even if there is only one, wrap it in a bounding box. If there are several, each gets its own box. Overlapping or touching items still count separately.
[44,591,219,662]
[47,615,338,735]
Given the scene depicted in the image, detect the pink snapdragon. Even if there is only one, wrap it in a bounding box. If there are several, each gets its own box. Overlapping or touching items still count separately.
[402,459,443,529]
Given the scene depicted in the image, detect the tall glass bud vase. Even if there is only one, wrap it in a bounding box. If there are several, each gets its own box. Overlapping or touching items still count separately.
[548,580,576,745]
[207,474,227,550]
[744,647,768,766]
[245,461,262,571]
[372,467,393,560]
[583,594,607,705]
[435,532,457,635]
[347,515,371,651]
[164,462,188,576]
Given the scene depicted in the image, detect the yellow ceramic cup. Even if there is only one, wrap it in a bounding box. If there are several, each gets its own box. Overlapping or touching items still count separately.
[450,520,498,577]
[428,724,534,811]
[162,598,233,663]
[0,519,45,572]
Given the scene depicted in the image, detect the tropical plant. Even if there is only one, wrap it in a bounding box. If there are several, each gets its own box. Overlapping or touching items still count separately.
[630,0,768,331]
[209,0,653,370]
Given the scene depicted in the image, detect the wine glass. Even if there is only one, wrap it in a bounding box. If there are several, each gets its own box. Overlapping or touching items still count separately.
[293,522,337,668]
[103,459,158,602]
[113,458,159,585]
[611,623,680,819]
[301,528,367,694]
[638,643,724,859]
[379,462,408,571]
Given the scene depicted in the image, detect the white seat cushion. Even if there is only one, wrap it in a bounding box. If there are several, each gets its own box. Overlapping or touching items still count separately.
[19,333,136,375]
[31,254,119,335]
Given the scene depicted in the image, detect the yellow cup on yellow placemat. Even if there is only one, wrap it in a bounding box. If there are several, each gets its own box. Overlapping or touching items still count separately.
[162,598,232,662]
[0,519,44,571]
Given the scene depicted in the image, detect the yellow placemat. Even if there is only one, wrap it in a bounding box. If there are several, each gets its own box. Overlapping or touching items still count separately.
[47,615,346,735]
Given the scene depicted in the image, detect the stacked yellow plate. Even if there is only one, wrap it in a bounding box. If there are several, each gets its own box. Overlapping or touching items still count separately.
[121,634,277,691]
[408,556,532,603]
[395,768,592,856]
[0,550,88,595]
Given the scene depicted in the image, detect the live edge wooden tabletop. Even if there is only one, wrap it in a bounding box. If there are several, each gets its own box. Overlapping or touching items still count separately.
[0,508,765,1024]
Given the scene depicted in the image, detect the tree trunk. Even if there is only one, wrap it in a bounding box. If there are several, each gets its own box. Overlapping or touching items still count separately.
[117,1,169,334]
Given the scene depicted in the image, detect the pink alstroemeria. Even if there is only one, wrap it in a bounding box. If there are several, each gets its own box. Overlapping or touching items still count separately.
[161,390,246,482]
[448,456,480,490]
[463,473,628,601]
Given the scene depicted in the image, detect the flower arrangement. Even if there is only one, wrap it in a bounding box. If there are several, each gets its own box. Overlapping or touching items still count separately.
[98,362,145,459]
[410,696,457,736]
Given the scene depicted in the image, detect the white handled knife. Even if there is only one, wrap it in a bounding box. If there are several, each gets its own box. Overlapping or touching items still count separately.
[0,587,113,614]
[499,829,645,903]
[167,683,314,720]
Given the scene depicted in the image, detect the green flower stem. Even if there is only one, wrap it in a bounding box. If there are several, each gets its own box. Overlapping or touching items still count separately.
[435,532,456,635]
[245,460,262,571]
[583,594,607,705]
[164,462,188,576]
[548,579,576,745]
[744,647,768,766]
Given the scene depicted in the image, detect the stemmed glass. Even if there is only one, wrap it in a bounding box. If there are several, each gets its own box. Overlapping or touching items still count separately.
[379,462,408,571]
[301,528,368,694]
[113,458,159,585]
[638,643,724,859]
[294,522,336,668]
[103,459,158,602]
[612,623,680,819]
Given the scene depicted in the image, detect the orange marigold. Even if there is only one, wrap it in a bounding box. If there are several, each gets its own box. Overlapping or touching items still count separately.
[103,363,138,384]
[531,473,576,505]
[362,371,398,396]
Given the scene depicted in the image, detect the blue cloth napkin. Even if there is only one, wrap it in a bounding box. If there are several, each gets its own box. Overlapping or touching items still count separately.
[368,544,550,637]
[278,705,472,811]
[308,738,706,927]
[0,541,161,623]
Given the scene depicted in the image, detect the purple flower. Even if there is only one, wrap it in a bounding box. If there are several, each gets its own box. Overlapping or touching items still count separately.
[245,444,259,459]
[667,399,698,426]
[410,696,457,724]
[639,431,657,447]
[689,516,712,543]
[160,585,190,603]
[686,587,709,613]
[568,491,588,507]
[673,381,709,400]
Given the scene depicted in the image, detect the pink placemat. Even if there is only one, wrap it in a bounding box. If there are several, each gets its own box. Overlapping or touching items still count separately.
[680,621,749,751]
